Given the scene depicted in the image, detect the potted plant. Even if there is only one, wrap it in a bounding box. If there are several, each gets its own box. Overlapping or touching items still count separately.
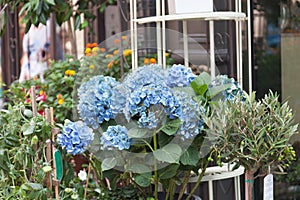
[203,91,298,200]
[57,64,246,200]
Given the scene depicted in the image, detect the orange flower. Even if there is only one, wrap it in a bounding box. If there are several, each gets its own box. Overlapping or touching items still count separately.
[33,76,38,81]
[39,90,44,95]
[113,50,119,55]
[144,58,150,65]
[86,43,92,48]
[114,60,119,65]
[86,53,91,57]
[91,43,97,48]
[150,58,157,64]
[100,48,106,53]
[57,94,62,100]
[114,39,120,44]
[58,98,64,105]
[107,60,114,69]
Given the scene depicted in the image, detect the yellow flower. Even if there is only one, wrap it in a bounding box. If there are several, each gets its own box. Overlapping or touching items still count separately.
[89,64,95,69]
[85,48,91,54]
[65,70,70,75]
[33,76,38,81]
[150,58,157,64]
[144,58,150,65]
[106,54,113,58]
[107,61,114,69]
[113,50,119,55]
[165,53,169,57]
[58,98,64,105]
[123,49,132,57]
[114,60,119,65]
[121,36,127,40]
[68,70,76,76]
[39,90,44,95]
[92,47,99,53]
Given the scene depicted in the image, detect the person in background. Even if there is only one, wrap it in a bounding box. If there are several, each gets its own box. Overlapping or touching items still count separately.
[19,21,51,83]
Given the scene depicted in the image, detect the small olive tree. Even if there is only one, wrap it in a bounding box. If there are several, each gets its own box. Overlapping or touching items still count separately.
[204,91,298,200]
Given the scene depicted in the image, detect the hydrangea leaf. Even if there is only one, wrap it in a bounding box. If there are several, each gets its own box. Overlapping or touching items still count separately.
[101,157,117,171]
[208,83,232,99]
[153,144,182,163]
[160,118,181,136]
[190,72,211,95]
[128,128,147,138]
[134,172,152,187]
[158,164,179,179]
[128,163,151,174]
[180,146,199,166]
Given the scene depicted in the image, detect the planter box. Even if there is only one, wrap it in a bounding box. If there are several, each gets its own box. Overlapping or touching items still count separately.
[168,0,213,14]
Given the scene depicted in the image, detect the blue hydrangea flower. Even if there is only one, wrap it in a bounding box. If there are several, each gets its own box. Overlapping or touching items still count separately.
[122,65,166,92]
[174,91,205,140]
[165,64,196,88]
[57,121,94,155]
[101,125,132,150]
[77,76,119,129]
[128,83,180,129]
[208,75,245,101]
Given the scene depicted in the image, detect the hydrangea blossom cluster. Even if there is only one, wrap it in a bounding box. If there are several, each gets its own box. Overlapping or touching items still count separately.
[101,125,132,150]
[208,75,245,101]
[165,64,196,88]
[57,121,94,155]
[174,91,205,139]
[77,76,119,129]
[128,83,181,129]
[122,65,165,91]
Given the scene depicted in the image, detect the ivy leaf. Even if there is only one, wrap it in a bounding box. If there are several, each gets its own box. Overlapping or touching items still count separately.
[153,144,182,163]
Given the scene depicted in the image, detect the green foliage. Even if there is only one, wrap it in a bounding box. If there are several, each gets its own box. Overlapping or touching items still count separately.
[0,0,116,35]
[204,91,298,175]
[0,102,52,199]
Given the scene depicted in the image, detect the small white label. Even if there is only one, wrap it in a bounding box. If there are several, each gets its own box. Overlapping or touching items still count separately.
[263,174,274,200]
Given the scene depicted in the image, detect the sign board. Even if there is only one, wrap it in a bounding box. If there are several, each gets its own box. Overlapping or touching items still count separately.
[263,174,273,200]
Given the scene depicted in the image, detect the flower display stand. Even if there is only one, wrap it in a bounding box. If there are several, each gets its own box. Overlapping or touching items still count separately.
[189,163,245,200]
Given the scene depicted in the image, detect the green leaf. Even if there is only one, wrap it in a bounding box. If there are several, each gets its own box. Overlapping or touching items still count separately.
[101,157,117,171]
[80,20,88,30]
[128,164,151,174]
[190,72,211,95]
[74,14,81,30]
[22,121,35,136]
[208,83,232,99]
[128,128,147,138]
[27,182,43,190]
[153,144,182,163]
[180,146,199,166]
[45,0,56,5]
[161,118,181,136]
[134,173,152,187]
[158,164,179,179]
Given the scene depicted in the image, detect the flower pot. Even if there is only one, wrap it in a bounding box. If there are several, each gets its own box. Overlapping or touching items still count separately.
[157,192,201,200]
[168,0,213,14]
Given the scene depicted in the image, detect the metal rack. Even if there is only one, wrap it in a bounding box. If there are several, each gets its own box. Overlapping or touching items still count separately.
[130,0,252,91]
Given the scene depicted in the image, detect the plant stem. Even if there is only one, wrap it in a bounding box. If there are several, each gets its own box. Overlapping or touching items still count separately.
[178,171,191,200]
[186,162,209,200]
[245,170,255,200]
[153,131,159,200]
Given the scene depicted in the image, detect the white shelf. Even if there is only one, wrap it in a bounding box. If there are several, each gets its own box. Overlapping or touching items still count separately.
[134,11,247,24]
